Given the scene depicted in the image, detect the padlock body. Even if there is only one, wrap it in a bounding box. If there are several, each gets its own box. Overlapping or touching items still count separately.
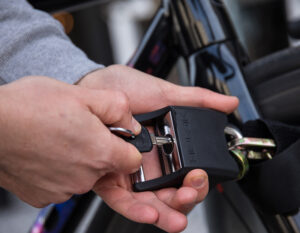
[133,106,239,191]
[171,107,239,186]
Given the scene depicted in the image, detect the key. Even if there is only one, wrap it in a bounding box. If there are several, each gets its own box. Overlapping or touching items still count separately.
[150,134,173,146]
[109,126,173,153]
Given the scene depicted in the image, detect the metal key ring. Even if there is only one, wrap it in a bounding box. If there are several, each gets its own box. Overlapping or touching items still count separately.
[109,127,136,138]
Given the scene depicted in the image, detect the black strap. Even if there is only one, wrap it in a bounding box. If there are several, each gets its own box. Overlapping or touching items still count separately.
[240,119,300,214]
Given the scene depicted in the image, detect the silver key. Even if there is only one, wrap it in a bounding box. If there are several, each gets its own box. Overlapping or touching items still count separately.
[109,127,174,147]
[150,134,173,146]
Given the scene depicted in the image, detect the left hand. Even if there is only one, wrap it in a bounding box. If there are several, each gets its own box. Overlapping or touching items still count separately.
[78,65,238,115]
[78,65,239,232]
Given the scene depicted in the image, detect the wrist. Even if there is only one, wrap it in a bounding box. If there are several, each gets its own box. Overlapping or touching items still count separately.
[0,85,13,190]
[75,67,106,86]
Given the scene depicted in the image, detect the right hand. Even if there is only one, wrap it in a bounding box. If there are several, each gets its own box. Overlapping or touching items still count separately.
[0,76,142,207]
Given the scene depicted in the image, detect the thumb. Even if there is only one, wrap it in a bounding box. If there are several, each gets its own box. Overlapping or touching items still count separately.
[80,88,141,135]
[182,169,209,203]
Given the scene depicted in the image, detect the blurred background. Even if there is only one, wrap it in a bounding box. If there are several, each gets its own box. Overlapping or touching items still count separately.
[1,0,300,232]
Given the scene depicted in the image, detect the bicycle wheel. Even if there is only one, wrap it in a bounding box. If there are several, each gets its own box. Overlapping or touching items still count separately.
[244,46,300,125]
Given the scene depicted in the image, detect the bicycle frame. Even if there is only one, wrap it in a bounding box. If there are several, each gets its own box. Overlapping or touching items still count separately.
[128,0,259,123]
[29,1,300,233]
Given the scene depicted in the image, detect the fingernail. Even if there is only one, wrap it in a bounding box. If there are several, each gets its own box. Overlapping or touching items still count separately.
[132,117,141,134]
[130,149,142,174]
[191,175,207,189]
[130,162,142,174]
[131,165,141,174]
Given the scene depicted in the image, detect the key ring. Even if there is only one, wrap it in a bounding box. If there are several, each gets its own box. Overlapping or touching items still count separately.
[109,127,135,138]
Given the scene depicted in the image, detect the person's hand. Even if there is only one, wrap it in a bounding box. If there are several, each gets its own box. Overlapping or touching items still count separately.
[94,127,209,232]
[94,169,208,233]
[0,76,142,208]
[78,65,239,232]
[78,65,238,114]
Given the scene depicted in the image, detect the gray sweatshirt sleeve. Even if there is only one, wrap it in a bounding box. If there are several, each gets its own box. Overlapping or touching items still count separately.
[0,0,104,84]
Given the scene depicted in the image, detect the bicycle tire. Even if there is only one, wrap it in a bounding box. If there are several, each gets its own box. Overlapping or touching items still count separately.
[243,47,300,126]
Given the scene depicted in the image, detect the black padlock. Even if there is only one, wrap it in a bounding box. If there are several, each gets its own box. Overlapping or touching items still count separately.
[131,106,240,192]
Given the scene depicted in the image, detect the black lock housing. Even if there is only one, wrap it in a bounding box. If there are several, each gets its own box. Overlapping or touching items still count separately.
[133,106,239,192]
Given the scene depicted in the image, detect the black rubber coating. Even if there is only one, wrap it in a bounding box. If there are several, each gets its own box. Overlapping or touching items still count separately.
[125,126,153,153]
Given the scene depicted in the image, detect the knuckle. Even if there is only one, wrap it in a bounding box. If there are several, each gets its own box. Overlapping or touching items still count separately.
[31,200,50,208]
[109,92,130,123]
[75,181,94,194]
[115,92,130,112]
[53,193,72,204]
[24,191,73,207]
[22,194,52,208]
[31,196,59,208]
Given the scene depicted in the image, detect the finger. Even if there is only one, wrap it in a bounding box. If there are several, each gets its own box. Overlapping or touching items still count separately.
[80,88,141,134]
[141,195,188,233]
[155,170,208,214]
[94,177,159,224]
[99,188,188,232]
[165,84,239,114]
[104,130,142,174]
[182,169,209,203]
[95,175,188,233]
[155,187,198,214]
[78,88,142,173]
